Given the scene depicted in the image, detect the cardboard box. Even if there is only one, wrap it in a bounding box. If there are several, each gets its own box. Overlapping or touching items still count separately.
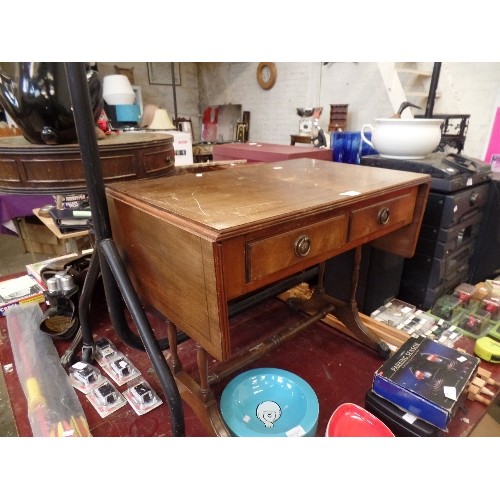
[169,130,193,166]
[14,215,91,257]
[365,389,442,437]
[372,336,479,430]
[0,274,46,316]
[122,130,193,166]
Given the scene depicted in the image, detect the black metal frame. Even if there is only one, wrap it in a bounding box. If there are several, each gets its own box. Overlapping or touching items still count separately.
[64,62,185,437]
[421,63,469,154]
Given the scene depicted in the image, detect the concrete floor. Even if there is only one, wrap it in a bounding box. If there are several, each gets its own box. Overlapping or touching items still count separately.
[0,232,53,278]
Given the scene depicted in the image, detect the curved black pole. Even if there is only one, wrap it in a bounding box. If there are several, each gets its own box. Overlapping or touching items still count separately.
[78,247,102,362]
[64,62,185,436]
[171,62,178,123]
[425,62,442,118]
[99,238,185,433]
[62,67,178,353]
[62,64,145,350]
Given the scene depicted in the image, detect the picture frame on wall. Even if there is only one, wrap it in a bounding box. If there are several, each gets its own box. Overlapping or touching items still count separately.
[147,63,181,86]
[114,65,135,84]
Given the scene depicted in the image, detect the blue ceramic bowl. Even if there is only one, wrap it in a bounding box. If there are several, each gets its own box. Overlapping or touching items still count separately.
[220,368,319,437]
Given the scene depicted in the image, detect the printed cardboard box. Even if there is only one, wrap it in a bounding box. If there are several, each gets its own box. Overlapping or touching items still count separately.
[372,336,479,430]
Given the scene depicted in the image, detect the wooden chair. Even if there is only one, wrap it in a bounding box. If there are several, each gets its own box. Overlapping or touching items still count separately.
[175,116,194,141]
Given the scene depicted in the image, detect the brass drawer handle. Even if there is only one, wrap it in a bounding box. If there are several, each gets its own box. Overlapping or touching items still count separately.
[377,207,390,225]
[295,235,311,257]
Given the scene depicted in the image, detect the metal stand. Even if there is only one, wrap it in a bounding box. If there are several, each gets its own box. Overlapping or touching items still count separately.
[64,62,185,437]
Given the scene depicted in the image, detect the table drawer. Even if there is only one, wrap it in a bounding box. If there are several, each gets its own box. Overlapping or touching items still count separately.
[349,190,417,241]
[246,213,348,282]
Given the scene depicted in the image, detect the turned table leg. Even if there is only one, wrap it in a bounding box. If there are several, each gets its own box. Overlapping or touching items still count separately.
[332,246,391,359]
[166,319,181,373]
[164,333,231,436]
[287,247,391,359]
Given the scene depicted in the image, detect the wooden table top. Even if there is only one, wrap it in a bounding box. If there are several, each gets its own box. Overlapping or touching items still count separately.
[0,132,172,152]
[106,158,430,235]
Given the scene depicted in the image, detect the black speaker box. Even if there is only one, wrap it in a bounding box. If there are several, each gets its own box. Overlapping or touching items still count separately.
[362,247,405,315]
[324,247,370,310]
[324,246,405,316]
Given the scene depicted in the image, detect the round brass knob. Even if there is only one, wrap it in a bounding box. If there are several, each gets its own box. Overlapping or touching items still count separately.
[295,235,311,257]
[377,207,390,225]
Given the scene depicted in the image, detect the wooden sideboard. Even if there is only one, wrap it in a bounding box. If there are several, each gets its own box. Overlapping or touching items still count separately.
[105,158,431,435]
[0,132,175,194]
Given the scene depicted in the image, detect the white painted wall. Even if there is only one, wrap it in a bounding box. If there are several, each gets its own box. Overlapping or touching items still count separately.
[198,62,500,161]
[98,62,500,161]
[438,62,500,160]
[98,62,202,141]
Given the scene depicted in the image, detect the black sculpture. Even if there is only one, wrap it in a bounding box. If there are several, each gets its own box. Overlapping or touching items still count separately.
[0,62,102,145]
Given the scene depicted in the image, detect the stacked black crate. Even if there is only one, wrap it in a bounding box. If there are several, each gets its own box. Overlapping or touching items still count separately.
[361,153,493,311]
[398,183,489,309]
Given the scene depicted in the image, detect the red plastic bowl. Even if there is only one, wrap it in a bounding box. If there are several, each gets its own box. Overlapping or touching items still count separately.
[326,403,395,437]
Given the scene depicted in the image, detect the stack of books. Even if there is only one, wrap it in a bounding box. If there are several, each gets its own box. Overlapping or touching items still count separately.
[0,275,46,317]
[49,207,91,233]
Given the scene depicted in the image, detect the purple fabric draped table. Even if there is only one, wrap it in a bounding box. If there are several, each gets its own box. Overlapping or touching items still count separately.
[0,193,54,235]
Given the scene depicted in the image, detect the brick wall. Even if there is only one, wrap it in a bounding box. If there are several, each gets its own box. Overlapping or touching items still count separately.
[99,62,500,161]
[198,62,500,160]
